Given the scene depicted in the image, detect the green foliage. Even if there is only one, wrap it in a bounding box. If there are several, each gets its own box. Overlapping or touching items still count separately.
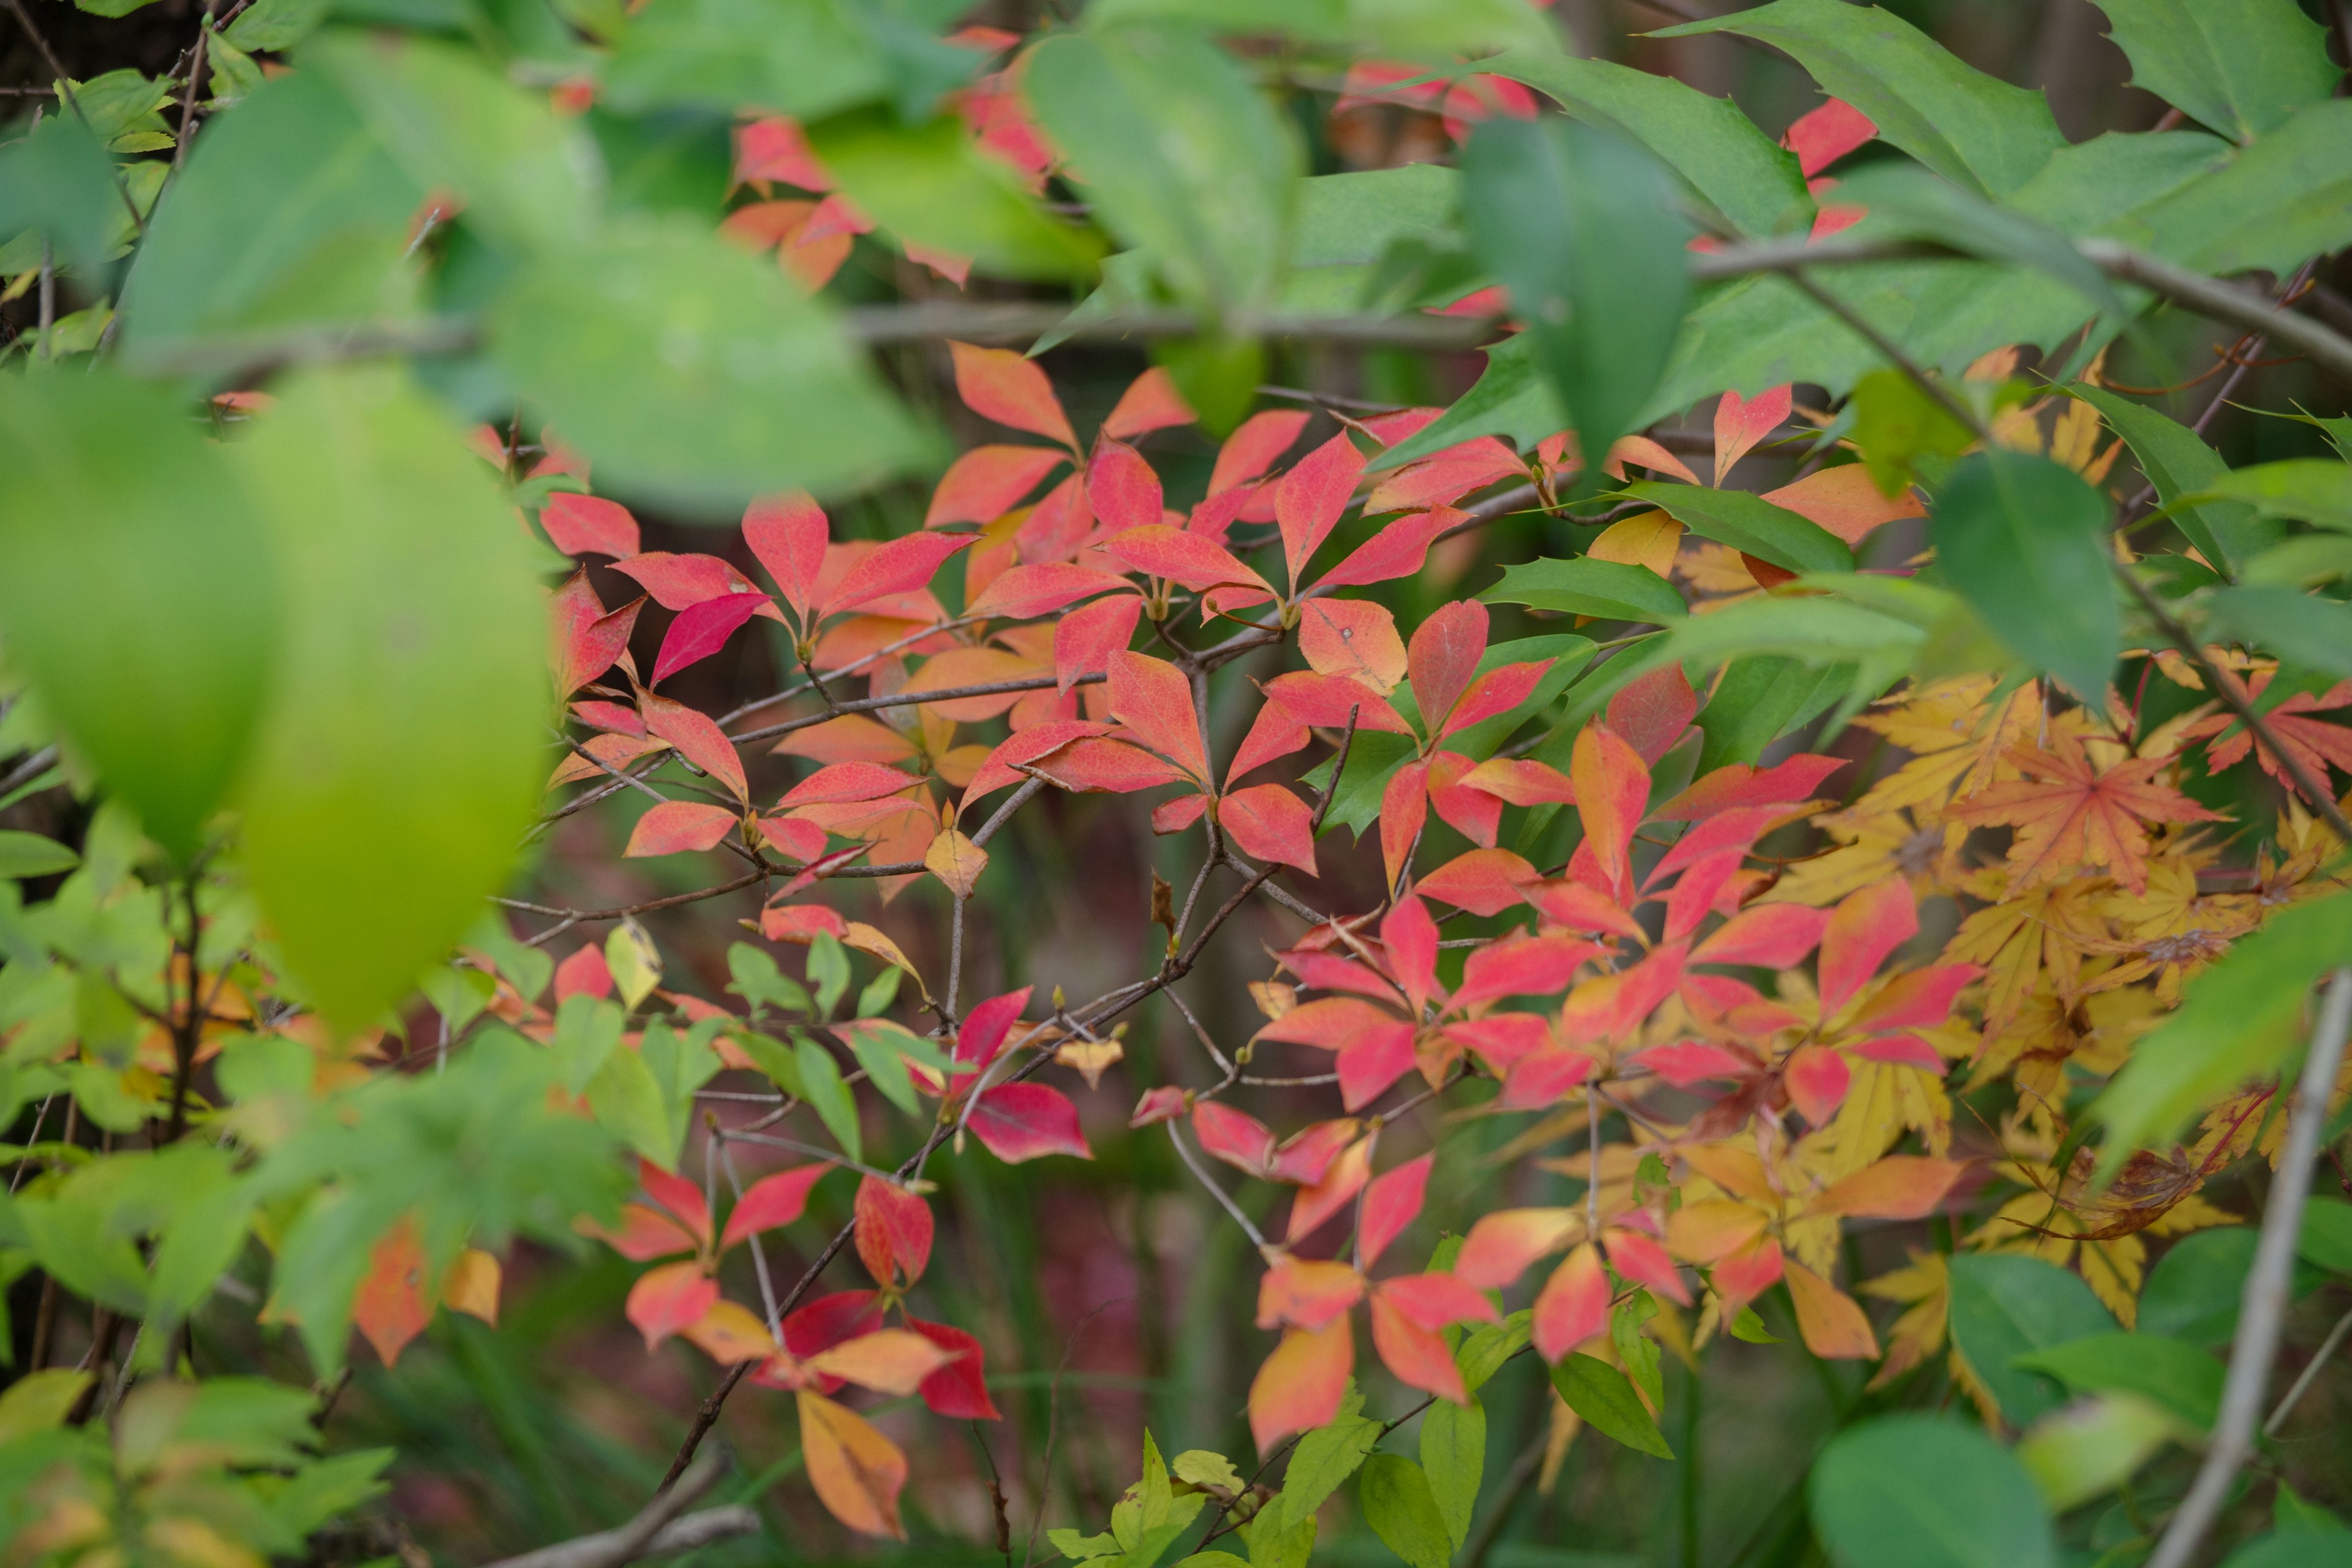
[1623,481,1853,576]
[2138,1227,2258,1346]
[1357,1453,1450,1568]
[1548,1352,1671,1459]
[1809,1415,2056,1568]
[2013,1332,2223,1428]
[2094,0,2340,144]
[2071,384,2258,571]
[1417,1389,1482,1551]
[0,115,120,280]
[1945,1254,2119,1428]
[1929,449,2118,700]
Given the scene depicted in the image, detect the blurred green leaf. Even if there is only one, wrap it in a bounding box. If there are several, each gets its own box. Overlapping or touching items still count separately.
[1549,1354,1671,1458]
[2301,1195,2352,1275]
[1809,1415,2055,1568]
[0,113,121,279]
[1695,656,1841,773]
[810,109,1102,280]
[2206,586,2352,676]
[2115,99,2352,276]
[1464,118,1688,490]
[601,0,903,121]
[2015,1392,2175,1511]
[1418,1393,1482,1552]
[2013,1332,2222,1428]
[1626,482,1852,576]
[2094,0,2338,144]
[225,0,331,51]
[0,374,277,860]
[2186,458,2352,531]
[0,832,79,881]
[488,216,922,516]
[2220,1533,2352,1568]
[1834,163,2123,318]
[1930,449,2117,699]
[1852,369,1974,499]
[2071,385,2258,572]
[2139,1226,2255,1346]
[1293,165,1459,268]
[1357,1455,1449,1568]
[233,364,545,1028]
[1946,1253,2118,1428]
[1086,0,1550,56]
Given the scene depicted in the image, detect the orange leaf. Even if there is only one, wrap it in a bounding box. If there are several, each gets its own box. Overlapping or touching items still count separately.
[924,445,1068,529]
[1945,730,2220,896]
[778,762,921,809]
[854,1175,933,1287]
[798,1390,910,1539]
[722,1163,834,1250]
[965,562,1131,620]
[641,695,748,805]
[1531,1242,1608,1362]
[1218,783,1317,876]
[924,827,989,897]
[1101,366,1197,440]
[1256,1257,1366,1330]
[1106,651,1210,783]
[1209,409,1309,496]
[353,1217,432,1368]
[1713,384,1791,486]
[1817,876,1917,1018]
[1587,511,1682,579]
[1276,432,1368,591]
[1810,1156,1964,1221]
[1570,722,1649,901]
[443,1248,500,1326]
[1358,1153,1433,1270]
[1455,1209,1583,1291]
[949,340,1077,450]
[625,1261,718,1350]
[1287,1136,1372,1243]
[1416,847,1537,917]
[625,800,741,857]
[1762,464,1922,545]
[1102,524,1273,601]
[1783,1044,1851,1126]
[1784,1262,1880,1360]
[1711,1237,1784,1316]
[682,1299,779,1364]
[1088,437,1164,533]
[804,1327,962,1394]
[1297,598,1406,693]
[1248,1317,1354,1452]
[1664,1199,1769,1264]
[1371,1288,1467,1403]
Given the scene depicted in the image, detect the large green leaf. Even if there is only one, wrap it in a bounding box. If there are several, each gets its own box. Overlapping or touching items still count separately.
[1656,0,2063,197]
[1419,1392,1482,1551]
[1257,1395,1379,1537]
[0,375,277,860]
[233,366,546,1028]
[1292,164,1459,268]
[2094,893,2352,1172]
[2207,586,2352,677]
[2071,385,2258,571]
[1810,1415,2056,1568]
[1946,1254,2118,1429]
[601,0,897,119]
[1624,482,1853,576]
[2303,1195,2352,1275]
[1549,1353,1671,1458]
[1025,26,1298,315]
[1695,656,1841,773]
[1482,556,1686,625]
[2220,1534,2352,1568]
[116,71,428,372]
[2187,459,2352,531]
[488,216,921,516]
[2013,1332,2223,1429]
[0,114,121,280]
[1930,450,2117,700]
[2094,0,2339,144]
[1490,47,1811,239]
[1357,1455,1450,1568]
[809,109,1103,279]
[1832,163,2122,319]
[2139,1227,2256,1346]
[2116,99,2352,276]
[1463,118,1688,488]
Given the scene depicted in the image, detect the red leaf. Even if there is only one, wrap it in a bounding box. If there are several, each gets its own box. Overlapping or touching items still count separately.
[1632,1040,1750,1088]
[967,562,1131,620]
[969,1083,1091,1163]
[1818,876,1918,1019]
[1315,507,1457,590]
[1338,1020,1419,1111]
[1604,1229,1691,1306]
[1276,432,1368,590]
[1102,524,1273,600]
[1713,385,1792,486]
[1297,598,1406,693]
[654,592,774,684]
[1017,472,1093,562]
[1441,1013,1551,1072]
[744,494,830,620]
[959,986,1034,1071]
[572,698,645,736]
[1711,1237,1784,1315]
[1209,409,1310,495]
[1257,1258,1367,1330]
[1248,1317,1353,1452]
[824,532,971,620]
[737,116,831,187]
[613,551,767,611]
[626,1261,718,1350]
[722,1164,834,1250]
[1219,783,1317,876]
[1532,1243,1609,1362]
[542,493,641,557]
[1153,793,1209,834]
[1406,600,1489,735]
[1256,995,1398,1050]
[1381,895,1441,1017]
[1418,848,1537,916]
[353,1219,432,1368]
[1853,1033,1948,1071]
[585,1202,698,1262]
[1052,592,1144,695]
[1849,963,1980,1033]
[924,445,1068,528]
[1028,736,1193,794]
[1441,660,1550,739]
[1496,1047,1594,1110]
[554,943,613,1002]
[1424,751,1501,848]
[756,813,831,861]
[949,340,1077,448]
[1643,806,1779,890]
[1784,1044,1851,1125]
[1784,97,1875,176]
[854,1177,933,1287]
[1371,1291,1466,1403]
[1226,703,1311,786]
[1193,1101,1277,1175]
[1130,1085,1188,1127]
[907,1316,1001,1419]
[553,575,644,696]
[1606,665,1698,765]
[642,694,748,804]
[1270,1120,1360,1185]
[626,801,740,857]
[639,1156,713,1239]
[1088,437,1165,533]
[779,762,919,809]
[1380,761,1430,891]
[1654,754,1847,819]
[1105,651,1210,783]
[1455,934,1603,1011]
[1691,903,1828,967]
[1460,758,1577,807]
[762,902,848,943]
[1362,445,1521,516]
[962,720,1114,800]
[1287,1136,1372,1242]
[1262,671,1412,733]
[1456,1209,1579,1291]
[1358,1152,1431,1268]
[1570,722,1651,901]
[782,1290,884,1363]
[1101,366,1196,439]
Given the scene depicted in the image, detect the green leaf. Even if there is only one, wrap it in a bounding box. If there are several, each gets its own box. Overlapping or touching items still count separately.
[2276,1483,2351,1536]
[809,109,1104,280]
[1482,556,1686,626]
[2071,385,2258,572]
[1357,1455,1450,1568]
[0,832,78,881]
[1491,47,1810,239]
[600,0,895,120]
[117,71,428,373]
[2013,1391,2177,1511]
[1811,1414,2054,1568]
[1455,1309,1529,1392]
[2094,894,2352,1169]
[2094,0,2339,144]
[1945,1253,2119,1428]
[1852,368,1975,499]
[0,1370,93,1441]
[1301,730,1416,840]
[1025,26,1297,315]
[552,993,625,1094]
[1294,165,1460,268]
[0,374,277,861]
[586,1036,675,1166]
[1259,1394,1378,1538]
[2206,586,2352,677]
[232,366,545,1027]
[488,216,921,518]
[1929,449,2117,699]
[2013,1332,2223,1429]
[2140,1227,2256,1346]
[224,0,330,51]
[1463,118,1688,487]
[794,1034,861,1161]
[1635,594,1926,687]
[1548,1353,1672,1458]
[2116,99,2352,276]
[728,942,813,1016]
[807,932,851,1017]
[1419,1393,1482,1552]
[1085,0,1549,56]
[2186,459,2352,532]
[60,70,174,143]
[846,1020,941,1115]
[1623,482,1853,576]
[2301,1195,2352,1275]
[1835,164,2123,320]
[2220,1533,2352,1568]
[1657,0,2064,197]
[1728,1306,1779,1344]
[0,113,121,279]
[1695,657,1841,774]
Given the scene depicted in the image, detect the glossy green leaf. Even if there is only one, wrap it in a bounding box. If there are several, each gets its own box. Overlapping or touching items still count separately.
[1025,26,1297,315]
[1833,163,2122,318]
[1624,483,1853,576]
[1809,1415,2056,1568]
[2094,0,2339,144]
[2206,586,2352,677]
[2140,1227,2256,1346]
[2116,100,2352,276]
[2187,459,2352,531]
[1482,557,1685,626]
[233,366,545,1028]
[0,113,121,279]
[2094,893,2352,1170]
[1695,657,1841,774]
[1493,47,1809,239]
[488,216,921,517]
[1357,1455,1450,1568]
[1657,0,2064,197]
[0,374,277,861]
[1945,1253,2117,1428]
[1549,1353,1672,1458]
[1463,118,1689,486]
[810,110,1103,280]
[2071,385,2258,571]
[1419,1392,1482,1551]
[2301,1195,2352,1275]
[1930,450,2117,699]
[2013,1332,2223,1428]
[117,71,428,373]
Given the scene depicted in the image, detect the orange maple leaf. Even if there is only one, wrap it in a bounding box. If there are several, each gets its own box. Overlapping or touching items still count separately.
[1948,732,2218,895]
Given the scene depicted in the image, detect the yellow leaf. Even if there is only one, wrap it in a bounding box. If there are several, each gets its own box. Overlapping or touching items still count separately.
[1784,1261,1880,1360]
[923,827,988,898]
[798,1390,910,1539]
[804,1327,959,1395]
[606,918,662,1011]
[443,1248,501,1326]
[1587,510,1681,578]
[1055,1037,1123,1088]
[681,1300,778,1365]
